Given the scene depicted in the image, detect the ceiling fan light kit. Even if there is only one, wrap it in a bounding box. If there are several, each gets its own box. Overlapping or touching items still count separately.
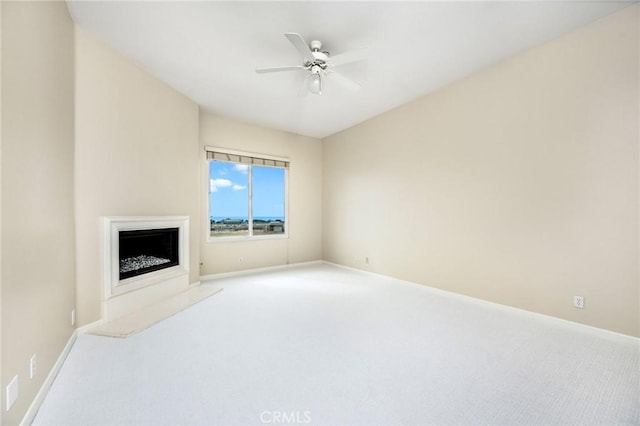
[308,65,323,95]
[256,32,365,95]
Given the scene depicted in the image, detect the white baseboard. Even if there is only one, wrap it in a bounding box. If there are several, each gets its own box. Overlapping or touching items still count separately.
[322,261,640,344]
[200,260,323,281]
[21,330,77,425]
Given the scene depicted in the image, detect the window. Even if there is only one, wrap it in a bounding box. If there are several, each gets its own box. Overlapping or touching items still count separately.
[207,148,288,239]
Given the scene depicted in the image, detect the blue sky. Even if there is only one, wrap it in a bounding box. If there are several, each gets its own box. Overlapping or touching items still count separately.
[209,161,285,219]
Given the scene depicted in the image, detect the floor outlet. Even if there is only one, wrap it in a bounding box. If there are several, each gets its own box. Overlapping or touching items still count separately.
[30,355,37,379]
[6,375,18,411]
[573,295,585,309]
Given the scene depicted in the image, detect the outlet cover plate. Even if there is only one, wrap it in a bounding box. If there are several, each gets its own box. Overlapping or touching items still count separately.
[6,375,18,411]
[573,295,585,309]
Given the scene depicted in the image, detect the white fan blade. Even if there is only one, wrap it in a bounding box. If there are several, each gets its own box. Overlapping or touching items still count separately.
[285,33,315,63]
[328,47,368,67]
[328,70,361,91]
[255,65,305,74]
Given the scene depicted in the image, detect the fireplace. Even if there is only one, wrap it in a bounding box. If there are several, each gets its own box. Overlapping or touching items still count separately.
[119,228,179,280]
[103,216,189,319]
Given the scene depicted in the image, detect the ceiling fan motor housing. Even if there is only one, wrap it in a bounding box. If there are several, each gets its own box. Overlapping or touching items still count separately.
[306,54,328,70]
[305,40,329,68]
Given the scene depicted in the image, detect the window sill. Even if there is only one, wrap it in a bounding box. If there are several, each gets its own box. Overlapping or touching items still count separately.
[206,234,289,243]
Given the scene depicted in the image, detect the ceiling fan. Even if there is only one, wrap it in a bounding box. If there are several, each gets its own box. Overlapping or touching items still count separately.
[256,33,366,95]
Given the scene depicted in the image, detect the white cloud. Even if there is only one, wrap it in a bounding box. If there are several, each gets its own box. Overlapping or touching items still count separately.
[232,184,247,191]
[210,178,232,193]
[234,164,249,174]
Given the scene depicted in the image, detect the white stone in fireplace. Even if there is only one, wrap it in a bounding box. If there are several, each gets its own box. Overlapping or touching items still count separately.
[102,216,189,321]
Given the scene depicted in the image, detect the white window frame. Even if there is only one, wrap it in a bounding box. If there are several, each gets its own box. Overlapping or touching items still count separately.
[206,147,289,243]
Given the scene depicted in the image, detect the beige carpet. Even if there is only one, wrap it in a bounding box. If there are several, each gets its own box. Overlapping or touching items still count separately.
[36,265,639,425]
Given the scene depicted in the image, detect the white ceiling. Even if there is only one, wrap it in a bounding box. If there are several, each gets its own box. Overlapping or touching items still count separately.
[66,1,634,139]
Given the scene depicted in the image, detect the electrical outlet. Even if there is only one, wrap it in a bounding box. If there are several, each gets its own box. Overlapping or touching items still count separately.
[365,257,370,264]
[6,375,18,411]
[71,309,76,326]
[573,295,585,309]
[239,257,244,263]
[29,355,37,379]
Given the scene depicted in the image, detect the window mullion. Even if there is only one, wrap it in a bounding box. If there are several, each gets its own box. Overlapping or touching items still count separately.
[248,165,253,236]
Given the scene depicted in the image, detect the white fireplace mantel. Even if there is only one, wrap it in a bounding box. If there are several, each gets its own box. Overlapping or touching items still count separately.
[102,216,190,321]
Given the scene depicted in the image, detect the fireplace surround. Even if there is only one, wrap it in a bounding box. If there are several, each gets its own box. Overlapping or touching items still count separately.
[103,216,189,321]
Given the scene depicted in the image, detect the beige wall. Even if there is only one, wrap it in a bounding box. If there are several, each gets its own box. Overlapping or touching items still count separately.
[199,112,322,275]
[74,28,200,327]
[0,1,3,420]
[323,6,639,337]
[1,2,76,424]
